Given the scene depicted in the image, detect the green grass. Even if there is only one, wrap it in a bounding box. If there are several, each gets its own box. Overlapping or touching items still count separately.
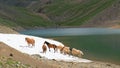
[10,7,53,27]
[0,4,54,28]
[0,18,17,27]
[43,0,117,26]
[0,0,118,28]
[0,57,31,68]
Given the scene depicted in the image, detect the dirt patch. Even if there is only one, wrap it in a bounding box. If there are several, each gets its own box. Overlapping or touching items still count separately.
[0,42,58,68]
[0,25,18,34]
[109,24,120,29]
[32,55,120,68]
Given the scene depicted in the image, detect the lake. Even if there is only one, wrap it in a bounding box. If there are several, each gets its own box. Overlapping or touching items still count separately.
[20,28,120,64]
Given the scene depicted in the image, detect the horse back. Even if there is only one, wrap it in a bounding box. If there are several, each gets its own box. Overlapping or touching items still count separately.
[25,37,35,45]
[31,38,35,43]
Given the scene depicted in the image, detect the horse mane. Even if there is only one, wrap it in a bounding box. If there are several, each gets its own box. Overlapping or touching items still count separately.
[44,41,50,45]
[53,44,57,48]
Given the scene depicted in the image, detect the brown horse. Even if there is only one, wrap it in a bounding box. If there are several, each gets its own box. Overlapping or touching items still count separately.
[25,37,35,47]
[44,41,57,53]
[71,48,84,57]
[42,44,47,53]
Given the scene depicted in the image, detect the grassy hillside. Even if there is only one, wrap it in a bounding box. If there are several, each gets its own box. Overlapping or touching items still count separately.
[0,56,31,68]
[0,3,53,29]
[0,0,119,29]
[42,0,117,26]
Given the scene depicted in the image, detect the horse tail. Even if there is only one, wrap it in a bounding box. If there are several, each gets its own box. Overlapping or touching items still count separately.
[42,44,47,53]
[60,46,65,54]
[60,46,65,52]
[78,50,84,57]
[69,47,73,55]
[70,47,72,51]
[80,50,84,55]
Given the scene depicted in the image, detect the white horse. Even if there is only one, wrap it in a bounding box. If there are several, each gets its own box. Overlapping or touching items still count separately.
[71,48,84,57]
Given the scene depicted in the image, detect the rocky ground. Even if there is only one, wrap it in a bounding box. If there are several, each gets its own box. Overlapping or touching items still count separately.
[0,25,120,68]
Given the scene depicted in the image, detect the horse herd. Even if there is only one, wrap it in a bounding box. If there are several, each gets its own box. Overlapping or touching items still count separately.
[25,37,84,57]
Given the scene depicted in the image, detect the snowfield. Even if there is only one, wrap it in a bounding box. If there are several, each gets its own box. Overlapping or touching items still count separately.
[0,33,92,63]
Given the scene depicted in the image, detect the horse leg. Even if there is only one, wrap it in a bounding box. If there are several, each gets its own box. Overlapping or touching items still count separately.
[49,48,51,52]
[55,48,58,53]
[32,43,35,47]
[54,48,56,53]
[28,43,30,47]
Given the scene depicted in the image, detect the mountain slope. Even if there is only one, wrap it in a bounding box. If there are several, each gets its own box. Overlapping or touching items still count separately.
[81,0,120,27]
[0,4,52,28]
[0,0,119,29]
[32,0,118,27]
[0,0,53,29]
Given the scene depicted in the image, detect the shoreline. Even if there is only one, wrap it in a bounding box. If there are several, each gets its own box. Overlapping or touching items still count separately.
[17,26,120,33]
[0,25,120,68]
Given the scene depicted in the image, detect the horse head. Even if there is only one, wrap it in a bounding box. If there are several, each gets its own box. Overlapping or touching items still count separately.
[44,41,50,45]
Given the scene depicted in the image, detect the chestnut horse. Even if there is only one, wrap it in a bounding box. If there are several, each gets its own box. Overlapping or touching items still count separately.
[44,41,57,53]
[25,37,35,47]
[71,48,84,57]
[42,44,47,53]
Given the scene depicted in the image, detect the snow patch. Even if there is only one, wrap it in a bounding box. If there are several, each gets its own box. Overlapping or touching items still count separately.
[0,33,92,63]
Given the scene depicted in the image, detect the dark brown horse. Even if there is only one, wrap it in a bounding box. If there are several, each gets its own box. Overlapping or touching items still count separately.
[44,41,57,53]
